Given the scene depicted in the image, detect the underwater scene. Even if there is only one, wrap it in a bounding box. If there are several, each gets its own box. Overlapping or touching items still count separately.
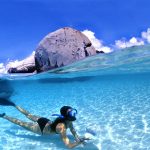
[1,45,150,150]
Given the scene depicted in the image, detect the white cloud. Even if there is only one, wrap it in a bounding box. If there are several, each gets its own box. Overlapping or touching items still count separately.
[83,28,150,51]
[115,28,150,49]
[115,37,144,49]
[0,63,4,68]
[100,46,112,53]
[0,63,6,74]
[141,28,150,43]
[82,30,112,53]
[82,30,103,49]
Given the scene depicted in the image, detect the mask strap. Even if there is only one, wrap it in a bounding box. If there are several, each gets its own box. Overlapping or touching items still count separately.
[73,109,78,114]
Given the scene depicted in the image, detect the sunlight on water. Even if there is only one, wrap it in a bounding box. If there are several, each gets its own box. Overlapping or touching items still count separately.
[1,45,150,150]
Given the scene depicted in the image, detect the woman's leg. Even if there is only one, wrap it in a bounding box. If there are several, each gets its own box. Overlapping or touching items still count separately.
[2,114,41,134]
[15,105,41,122]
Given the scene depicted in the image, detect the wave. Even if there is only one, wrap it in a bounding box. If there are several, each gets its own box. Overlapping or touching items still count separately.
[1,44,150,80]
[56,44,150,75]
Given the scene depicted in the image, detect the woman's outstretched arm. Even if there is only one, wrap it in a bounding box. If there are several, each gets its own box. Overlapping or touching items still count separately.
[56,123,83,149]
[69,122,80,141]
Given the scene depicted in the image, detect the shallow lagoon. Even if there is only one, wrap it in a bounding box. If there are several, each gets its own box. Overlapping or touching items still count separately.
[1,46,150,150]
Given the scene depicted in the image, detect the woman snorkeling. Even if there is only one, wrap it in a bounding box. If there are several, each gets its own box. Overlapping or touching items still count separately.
[0,99,90,149]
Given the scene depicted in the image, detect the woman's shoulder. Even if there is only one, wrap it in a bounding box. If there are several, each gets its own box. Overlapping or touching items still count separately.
[56,122,66,133]
[50,118,67,132]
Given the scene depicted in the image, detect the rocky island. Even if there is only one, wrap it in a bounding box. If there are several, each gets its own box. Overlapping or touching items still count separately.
[8,27,100,73]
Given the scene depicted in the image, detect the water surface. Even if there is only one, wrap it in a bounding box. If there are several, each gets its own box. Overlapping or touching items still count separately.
[1,45,150,150]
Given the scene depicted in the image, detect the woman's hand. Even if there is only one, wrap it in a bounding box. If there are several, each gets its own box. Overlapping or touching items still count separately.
[77,137,91,145]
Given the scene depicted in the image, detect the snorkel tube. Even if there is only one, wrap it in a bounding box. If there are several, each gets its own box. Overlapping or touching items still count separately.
[52,114,64,119]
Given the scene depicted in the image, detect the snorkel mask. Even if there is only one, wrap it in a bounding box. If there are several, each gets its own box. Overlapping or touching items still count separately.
[66,108,77,121]
[52,106,77,121]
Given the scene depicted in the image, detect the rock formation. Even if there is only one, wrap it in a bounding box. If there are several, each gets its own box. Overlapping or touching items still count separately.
[35,27,96,72]
[7,52,36,73]
[96,50,104,54]
[8,27,97,73]
[7,64,35,73]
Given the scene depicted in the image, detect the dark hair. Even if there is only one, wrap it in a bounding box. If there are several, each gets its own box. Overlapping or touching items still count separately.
[60,106,72,117]
[60,106,77,121]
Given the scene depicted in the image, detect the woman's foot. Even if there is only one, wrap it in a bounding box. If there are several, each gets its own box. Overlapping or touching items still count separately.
[0,113,6,117]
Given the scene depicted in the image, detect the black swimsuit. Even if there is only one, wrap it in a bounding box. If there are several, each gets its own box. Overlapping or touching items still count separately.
[37,117,67,134]
[37,117,50,134]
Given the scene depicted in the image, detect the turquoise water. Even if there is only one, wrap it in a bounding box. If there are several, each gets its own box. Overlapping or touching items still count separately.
[1,45,150,150]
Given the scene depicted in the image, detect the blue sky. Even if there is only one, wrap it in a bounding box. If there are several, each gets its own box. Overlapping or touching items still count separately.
[1,0,150,63]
